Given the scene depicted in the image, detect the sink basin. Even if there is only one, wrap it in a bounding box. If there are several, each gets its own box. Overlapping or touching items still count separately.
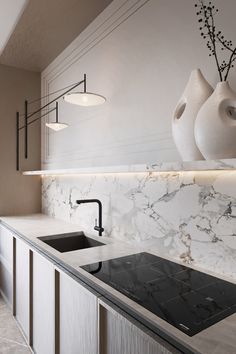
[38,232,105,253]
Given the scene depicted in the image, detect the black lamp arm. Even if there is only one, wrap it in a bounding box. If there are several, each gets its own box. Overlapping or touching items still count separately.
[56,102,59,123]
[18,107,57,130]
[16,74,87,171]
[27,77,85,120]
[83,73,86,93]
[24,99,28,162]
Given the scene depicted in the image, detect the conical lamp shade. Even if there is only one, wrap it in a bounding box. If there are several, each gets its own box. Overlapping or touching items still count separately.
[64,92,106,106]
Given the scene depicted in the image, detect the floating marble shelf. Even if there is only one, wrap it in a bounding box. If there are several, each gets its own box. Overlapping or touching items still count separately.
[22,159,236,175]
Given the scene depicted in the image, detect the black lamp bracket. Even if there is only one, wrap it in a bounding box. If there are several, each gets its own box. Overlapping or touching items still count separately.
[16,74,87,170]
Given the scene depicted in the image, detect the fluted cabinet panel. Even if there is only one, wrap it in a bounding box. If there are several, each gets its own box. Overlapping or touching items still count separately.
[33,252,55,354]
[59,271,98,354]
[99,301,180,354]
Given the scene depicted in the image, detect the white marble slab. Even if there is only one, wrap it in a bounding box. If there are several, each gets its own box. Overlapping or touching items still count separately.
[23,158,236,175]
[41,169,236,280]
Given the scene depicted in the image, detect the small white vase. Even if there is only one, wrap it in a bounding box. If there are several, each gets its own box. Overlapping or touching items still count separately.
[195,81,236,160]
[172,69,213,161]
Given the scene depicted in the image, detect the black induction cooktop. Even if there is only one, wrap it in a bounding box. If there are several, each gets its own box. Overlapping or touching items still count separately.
[81,252,236,336]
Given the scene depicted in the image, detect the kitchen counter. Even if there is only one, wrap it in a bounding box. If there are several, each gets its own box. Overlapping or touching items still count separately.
[1,214,236,354]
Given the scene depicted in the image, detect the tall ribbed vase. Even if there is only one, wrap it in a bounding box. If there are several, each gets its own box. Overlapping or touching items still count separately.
[172,69,213,161]
[195,81,236,160]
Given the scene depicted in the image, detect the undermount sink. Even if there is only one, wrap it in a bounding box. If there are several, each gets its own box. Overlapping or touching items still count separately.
[38,232,105,253]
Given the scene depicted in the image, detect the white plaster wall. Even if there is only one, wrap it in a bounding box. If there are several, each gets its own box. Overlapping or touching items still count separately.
[41,0,236,169]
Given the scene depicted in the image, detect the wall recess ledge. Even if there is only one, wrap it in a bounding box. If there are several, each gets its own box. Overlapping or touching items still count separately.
[22,159,236,175]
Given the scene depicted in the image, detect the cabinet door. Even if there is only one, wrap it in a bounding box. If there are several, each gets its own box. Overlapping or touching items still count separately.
[99,300,180,354]
[0,225,14,308]
[33,251,55,354]
[59,270,98,354]
[15,238,30,341]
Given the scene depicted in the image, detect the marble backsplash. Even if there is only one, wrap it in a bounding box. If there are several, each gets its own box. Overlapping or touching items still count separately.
[42,171,236,278]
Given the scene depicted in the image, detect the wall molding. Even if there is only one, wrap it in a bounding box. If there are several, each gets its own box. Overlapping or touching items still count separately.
[41,0,178,169]
[42,0,150,83]
[46,131,173,159]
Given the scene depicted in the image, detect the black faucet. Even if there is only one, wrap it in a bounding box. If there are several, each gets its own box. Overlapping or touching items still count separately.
[76,199,104,236]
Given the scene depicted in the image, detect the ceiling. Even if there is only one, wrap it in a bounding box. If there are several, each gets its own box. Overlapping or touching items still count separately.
[0,0,112,72]
[0,0,28,55]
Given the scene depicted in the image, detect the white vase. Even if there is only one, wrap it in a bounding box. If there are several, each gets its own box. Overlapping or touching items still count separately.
[172,69,213,161]
[195,81,236,160]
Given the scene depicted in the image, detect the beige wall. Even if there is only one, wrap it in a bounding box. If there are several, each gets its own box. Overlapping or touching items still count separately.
[0,64,41,215]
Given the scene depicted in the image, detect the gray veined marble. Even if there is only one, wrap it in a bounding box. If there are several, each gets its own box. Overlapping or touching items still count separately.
[42,170,236,279]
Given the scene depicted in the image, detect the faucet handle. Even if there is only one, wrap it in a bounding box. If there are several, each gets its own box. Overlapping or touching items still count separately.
[94,217,104,234]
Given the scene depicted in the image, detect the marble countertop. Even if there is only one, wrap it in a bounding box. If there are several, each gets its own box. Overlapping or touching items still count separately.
[1,214,236,354]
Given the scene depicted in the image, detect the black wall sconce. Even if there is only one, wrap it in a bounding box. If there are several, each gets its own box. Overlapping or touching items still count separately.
[16,74,106,171]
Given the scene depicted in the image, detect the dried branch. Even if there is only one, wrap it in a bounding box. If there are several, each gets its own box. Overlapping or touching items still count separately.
[195,0,236,81]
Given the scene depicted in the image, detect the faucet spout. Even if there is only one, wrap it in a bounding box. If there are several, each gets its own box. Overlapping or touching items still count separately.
[76,199,104,236]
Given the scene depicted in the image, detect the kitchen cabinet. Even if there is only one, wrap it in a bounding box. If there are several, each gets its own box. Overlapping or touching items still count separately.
[32,251,55,354]
[15,238,31,341]
[59,270,98,354]
[0,224,14,308]
[99,300,180,354]
[0,223,182,354]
